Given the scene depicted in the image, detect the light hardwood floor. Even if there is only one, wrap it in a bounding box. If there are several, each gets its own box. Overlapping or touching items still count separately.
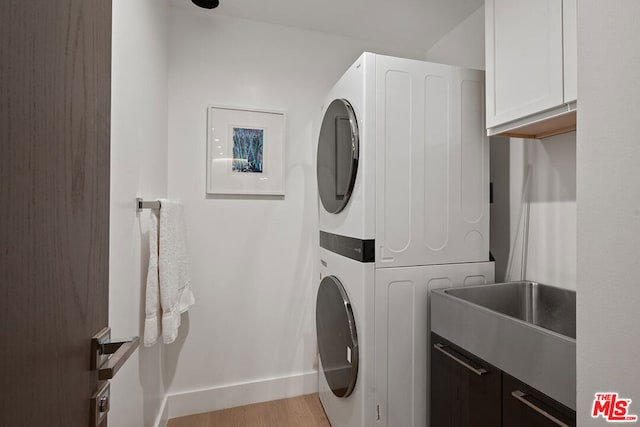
[167,394,331,427]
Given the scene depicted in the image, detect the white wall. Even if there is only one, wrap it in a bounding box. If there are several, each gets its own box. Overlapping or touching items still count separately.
[506,134,576,288]
[164,6,425,415]
[109,1,169,426]
[577,1,640,424]
[426,6,485,70]
[427,5,576,287]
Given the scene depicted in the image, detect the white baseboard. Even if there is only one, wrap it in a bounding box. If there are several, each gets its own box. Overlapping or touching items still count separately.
[166,371,318,420]
[154,395,169,427]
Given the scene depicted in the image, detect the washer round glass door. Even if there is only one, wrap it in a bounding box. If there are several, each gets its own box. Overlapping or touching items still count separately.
[317,99,359,214]
[316,275,359,398]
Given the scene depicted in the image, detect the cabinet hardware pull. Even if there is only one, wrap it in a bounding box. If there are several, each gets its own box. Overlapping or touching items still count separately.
[511,390,570,427]
[433,343,488,376]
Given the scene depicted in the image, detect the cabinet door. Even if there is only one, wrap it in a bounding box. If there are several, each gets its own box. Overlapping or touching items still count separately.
[486,0,564,128]
[430,333,501,427]
[563,0,577,102]
[503,373,576,427]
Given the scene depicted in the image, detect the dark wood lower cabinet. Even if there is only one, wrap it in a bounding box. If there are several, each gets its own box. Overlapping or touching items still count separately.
[503,373,576,427]
[430,333,502,427]
[430,333,576,427]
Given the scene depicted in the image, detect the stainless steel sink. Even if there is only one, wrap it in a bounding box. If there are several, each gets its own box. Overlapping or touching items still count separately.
[443,281,576,339]
[431,281,576,410]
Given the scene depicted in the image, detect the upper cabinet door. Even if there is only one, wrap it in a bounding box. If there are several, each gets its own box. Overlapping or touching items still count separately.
[485,0,564,128]
[563,0,577,103]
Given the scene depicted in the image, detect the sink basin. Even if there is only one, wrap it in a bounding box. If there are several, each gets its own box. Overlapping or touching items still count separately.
[431,281,576,410]
[444,281,576,339]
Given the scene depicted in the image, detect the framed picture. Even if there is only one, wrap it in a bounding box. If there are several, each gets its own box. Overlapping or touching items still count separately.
[207,106,285,195]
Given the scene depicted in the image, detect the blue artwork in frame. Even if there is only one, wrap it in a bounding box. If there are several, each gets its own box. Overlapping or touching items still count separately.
[232,127,264,173]
[207,105,285,195]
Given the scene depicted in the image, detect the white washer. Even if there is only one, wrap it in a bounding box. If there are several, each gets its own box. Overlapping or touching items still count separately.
[317,53,490,267]
[316,247,376,427]
[316,248,495,427]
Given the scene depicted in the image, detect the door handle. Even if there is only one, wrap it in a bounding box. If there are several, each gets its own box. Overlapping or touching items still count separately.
[511,390,570,427]
[91,327,140,380]
[433,343,488,376]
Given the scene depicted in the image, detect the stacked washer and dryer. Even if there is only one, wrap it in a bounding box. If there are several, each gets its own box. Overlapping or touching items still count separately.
[315,53,495,427]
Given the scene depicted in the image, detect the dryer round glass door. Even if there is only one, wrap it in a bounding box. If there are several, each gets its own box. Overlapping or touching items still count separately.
[316,275,359,398]
[317,99,359,214]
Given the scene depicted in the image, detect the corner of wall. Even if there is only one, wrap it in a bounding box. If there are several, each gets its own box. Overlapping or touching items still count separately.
[110,0,171,425]
[154,396,170,427]
[425,5,485,70]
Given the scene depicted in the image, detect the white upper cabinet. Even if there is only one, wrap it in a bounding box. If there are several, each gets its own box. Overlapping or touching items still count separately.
[563,0,577,103]
[486,0,563,127]
[485,0,577,138]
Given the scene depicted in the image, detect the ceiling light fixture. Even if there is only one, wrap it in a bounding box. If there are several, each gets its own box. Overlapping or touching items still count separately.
[192,0,219,9]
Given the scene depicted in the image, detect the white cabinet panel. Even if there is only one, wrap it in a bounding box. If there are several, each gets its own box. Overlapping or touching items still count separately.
[373,263,495,427]
[563,0,577,103]
[486,0,564,128]
[375,56,490,268]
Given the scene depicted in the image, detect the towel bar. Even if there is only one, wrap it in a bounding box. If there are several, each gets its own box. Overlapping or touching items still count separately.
[136,197,161,212]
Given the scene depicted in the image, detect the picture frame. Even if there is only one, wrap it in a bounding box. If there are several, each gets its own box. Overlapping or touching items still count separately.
[206,105,285,195]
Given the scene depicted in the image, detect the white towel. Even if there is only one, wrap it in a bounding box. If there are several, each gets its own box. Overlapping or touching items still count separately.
[143,210,161,346]
[143,200,195,346]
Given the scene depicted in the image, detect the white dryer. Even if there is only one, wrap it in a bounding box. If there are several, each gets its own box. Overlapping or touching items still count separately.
[317,54,376,263]
[317,53,490,267]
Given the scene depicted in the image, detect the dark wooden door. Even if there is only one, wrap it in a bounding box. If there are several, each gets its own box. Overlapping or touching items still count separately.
[0,1,111,426]
[430,333,502,427]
